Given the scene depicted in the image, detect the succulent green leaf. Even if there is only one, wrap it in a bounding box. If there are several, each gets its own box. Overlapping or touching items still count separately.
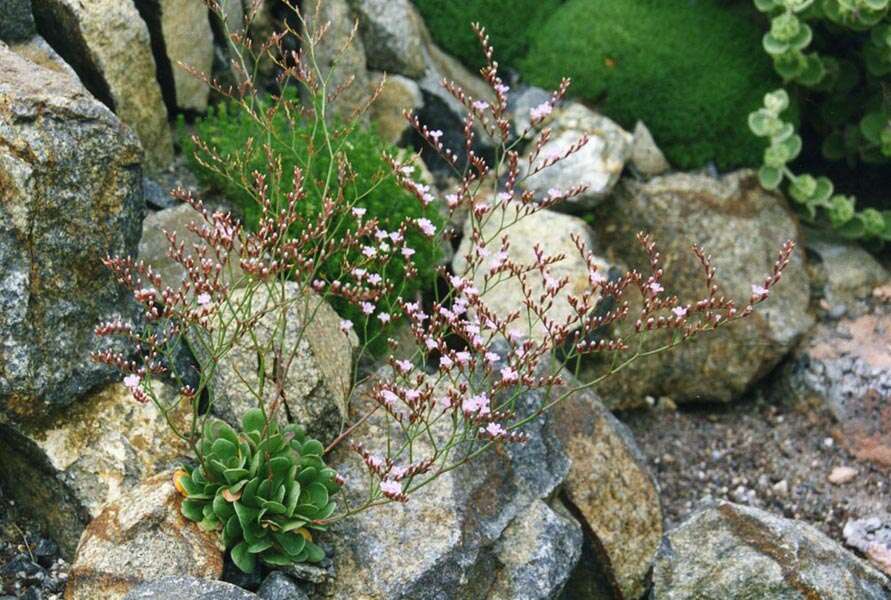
[274,531,307,556]
[758,165,783,190]
[304,541,326,563]
[280,519,308,532]
[261,553,297,567]
[213,493,236,520]
[763,32,790,55]
[248,540,274,554]
[301,439,324,457]
[231,541,256,574]
[181,499,206,522]
[234,501,260,529]
[308,482,329,508]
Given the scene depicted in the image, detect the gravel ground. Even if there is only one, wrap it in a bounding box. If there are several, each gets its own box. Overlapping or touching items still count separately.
[622,385,891,543]
[0,483,68,599]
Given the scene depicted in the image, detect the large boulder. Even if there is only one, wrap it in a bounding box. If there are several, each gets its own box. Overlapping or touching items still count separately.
[319,369,573,599]
[0,382,191,558]
[124,576,260,600]
[368,72,423,145]
[777,303,891,467]
[452,204,610,344]
[66,472,224,600]
[32,0,174,169]
[521,103,633,212]
[348,0,426,78]
[0,0,36,42]
[134,0,214,112]
[652,500,890,599]
[0,43,142,422]
[584,171,813,408]
[487,499,583,600]
[302,0,370,120]
[192,282,357,446]
[550,384,663,599]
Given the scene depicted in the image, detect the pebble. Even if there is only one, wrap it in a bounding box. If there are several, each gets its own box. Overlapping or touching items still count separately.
[828,466,858,485]
[772,480,789,497]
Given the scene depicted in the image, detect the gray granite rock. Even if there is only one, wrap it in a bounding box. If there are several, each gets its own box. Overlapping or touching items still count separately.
[67,473,224,600]
[32,0,174,169]
[0,43,142,423]
[652,500,891,599]
[0,382,192,558]
[845,515,891,577]
[193,283,357,446]
[521,103,633,212]
[487,499,583,600]
[452,204,610,344]
[368,72,423,145]
[585,170,813,408]
[257,571,310,600]
[630,120,670,176]
[348,0,426,78]
[776,304,891,467]
[125,576,258,599]
[0,0,35,42]
[805,229,888,314]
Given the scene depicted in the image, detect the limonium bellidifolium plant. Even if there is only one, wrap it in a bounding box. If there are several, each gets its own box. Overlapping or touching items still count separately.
[750,0,891,244]
[94,0,795,574]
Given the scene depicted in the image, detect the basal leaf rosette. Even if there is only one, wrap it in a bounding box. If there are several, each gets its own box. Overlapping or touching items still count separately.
[175,409,340,573]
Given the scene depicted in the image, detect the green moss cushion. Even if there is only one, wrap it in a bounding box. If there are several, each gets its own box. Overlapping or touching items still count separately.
[520,0,781,170]
[412,0,562,70]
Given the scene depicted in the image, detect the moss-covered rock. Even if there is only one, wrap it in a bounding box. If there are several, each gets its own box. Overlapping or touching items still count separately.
[521,0,782,171]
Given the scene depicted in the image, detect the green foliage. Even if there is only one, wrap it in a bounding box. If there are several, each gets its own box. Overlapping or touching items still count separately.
[751,0,891,243]
[520,0,782,170]
[412,0,562,70]
[177,410,339,573]
[181,94,442,352]
[750,90,891,241]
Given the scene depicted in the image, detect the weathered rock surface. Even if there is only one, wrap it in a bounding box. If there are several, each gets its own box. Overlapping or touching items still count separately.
[777,304,891,467]
[805,230,889,315]
[487,499,583,600]
[257,571,310,600]
[193,282,356,445]
[348,0,426,78]
[368,72,423,145]
[630,121,670,177]
[124,576,259,600]
[0,44,142,421]
[521,103,633,212]
[585,170,813,408]
[652,500,891,599]
[138,202,243,289]
[0,382,191,558]
[303,0,370,120]
[66,472,224,600]
[550,383,663,599]
[32,0,174,169]
[453,204,610,344]
[320,367,572,599]
[0,0,36,42]
[845,515,891,577]
[135,0,214,112]
[509,85,552,139]
[8,33,79,80]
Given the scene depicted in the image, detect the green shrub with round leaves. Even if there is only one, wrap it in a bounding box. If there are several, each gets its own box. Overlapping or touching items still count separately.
[520,0,782,171]
[177,409,339,573]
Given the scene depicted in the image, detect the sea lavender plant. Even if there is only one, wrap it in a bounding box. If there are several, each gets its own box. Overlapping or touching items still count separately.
[94,0,795,573]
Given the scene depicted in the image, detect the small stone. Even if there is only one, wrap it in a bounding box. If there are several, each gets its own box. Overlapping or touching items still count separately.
[257,571,309,600]
[828,466,859,485]
[32,539,58,568]
[772,479,789,497]
[630,121,670,176]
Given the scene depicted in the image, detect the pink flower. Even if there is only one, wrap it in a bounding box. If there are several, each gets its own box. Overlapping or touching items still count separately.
[494,83,509,95]
[530,102,553,121]
[352,207,367,218]
[196,292,212,306]
[672,306,688,318]
[416,218,436,237]
[378,312,391,324]
[367,273,382,285]
[380,389,399,407]
[440,355,454,369]
[362,246,377,258]
[647,281,664,296]
[463,393,491,416]
[402,247,416,259]
[123,374,141,390]
[485,352,500,365]
[361,302,375,315]
[380,479,402,496]
[395,359,412,374]
[484,422,506,437]
[472,100,489,111]
[500,366,519,384]
[339,319,354,333]
[752,284,769,297]
[428,129,443,142]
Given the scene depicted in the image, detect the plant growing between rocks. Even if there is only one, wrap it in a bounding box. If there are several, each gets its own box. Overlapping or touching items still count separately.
[750,0,891,245]
[93,0,796,575]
